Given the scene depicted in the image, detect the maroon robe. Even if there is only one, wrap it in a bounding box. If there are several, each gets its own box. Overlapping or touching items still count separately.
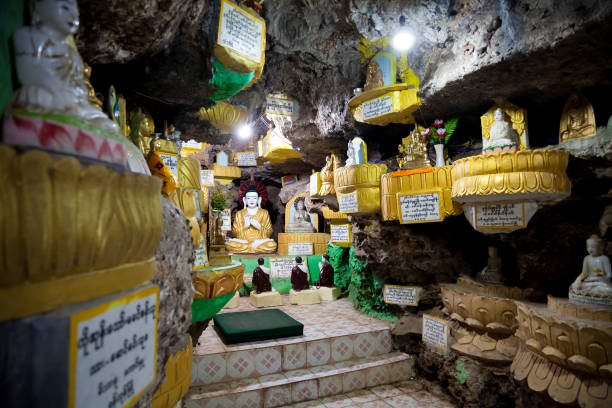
[252,266,272,293]
[314,263,334,287]
[291,266,309,291]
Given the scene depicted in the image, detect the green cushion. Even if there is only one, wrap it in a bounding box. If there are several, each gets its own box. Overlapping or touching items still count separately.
[213,309,304,344]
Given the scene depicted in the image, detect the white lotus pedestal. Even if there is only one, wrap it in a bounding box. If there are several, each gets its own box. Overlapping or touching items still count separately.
[250,291,283,308]
[289,289,321,305]
[316,286,341,301]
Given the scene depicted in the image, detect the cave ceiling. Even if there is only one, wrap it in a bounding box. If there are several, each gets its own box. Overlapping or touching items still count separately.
[77,0,612,175]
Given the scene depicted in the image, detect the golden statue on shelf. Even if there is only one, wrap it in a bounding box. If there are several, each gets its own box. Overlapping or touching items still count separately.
[83,63,103,111]
[226,183,277,253]
[318,152,340,196]
[559,92,596,143]
[364,60,384,91]
[397,126,431,170]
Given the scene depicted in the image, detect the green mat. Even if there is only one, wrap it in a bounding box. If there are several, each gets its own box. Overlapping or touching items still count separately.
[213,309,303,344]
[191,291,236,323]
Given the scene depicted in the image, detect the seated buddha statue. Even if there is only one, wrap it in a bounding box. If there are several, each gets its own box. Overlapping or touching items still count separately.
[570,235,612,297]
[226,185,277,253]
[318,153,338,196]
[286,197,315,233]
[12,0,118,134]
[483,108,520,154]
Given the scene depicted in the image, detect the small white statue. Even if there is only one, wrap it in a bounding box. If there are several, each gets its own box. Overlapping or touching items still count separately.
[570,235,612,297]
[12,0,118,133]
[345,141,356,166]
[483,108,520,154]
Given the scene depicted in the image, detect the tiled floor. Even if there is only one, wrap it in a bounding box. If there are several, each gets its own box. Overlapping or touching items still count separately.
[282,381,455,408]
[194,296,391,355]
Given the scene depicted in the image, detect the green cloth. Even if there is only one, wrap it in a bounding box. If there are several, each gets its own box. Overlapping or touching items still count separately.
[0,0,24,120]
[213,309,303,344]
[209,59,254,101]
[191,291,236,323]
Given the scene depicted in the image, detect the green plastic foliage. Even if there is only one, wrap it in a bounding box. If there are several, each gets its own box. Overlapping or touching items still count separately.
[347,247,396,322]
[209,59,254,101]
[191,291,236,323]
[327,245,350,288]
[0,0,24,120]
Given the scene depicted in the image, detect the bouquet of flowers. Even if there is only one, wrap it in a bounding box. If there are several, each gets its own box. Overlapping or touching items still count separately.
[421,117,459,145]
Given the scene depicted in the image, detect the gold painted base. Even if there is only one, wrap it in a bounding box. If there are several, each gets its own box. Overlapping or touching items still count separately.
[192,262,245,300]
[334,163,387,214]
[348,85,421,126]
[0,258,155,321]
[212,165,241,185]
[316,286,341,301]
[152,335,192,408]
[278,233,330,255]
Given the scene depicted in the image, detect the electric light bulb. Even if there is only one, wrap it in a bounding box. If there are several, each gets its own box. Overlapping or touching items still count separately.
[237,124,252,139]
[392,30,415,51]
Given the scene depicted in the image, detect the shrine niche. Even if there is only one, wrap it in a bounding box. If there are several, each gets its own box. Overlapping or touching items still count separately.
[277,192,329,256]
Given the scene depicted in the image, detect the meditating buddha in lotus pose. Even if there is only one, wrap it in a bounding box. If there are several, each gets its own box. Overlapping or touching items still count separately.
[226,185,277,253]
[483,108,520,154]
[286,197,315,233]
[570,235,612,297]
[13,0,118,134]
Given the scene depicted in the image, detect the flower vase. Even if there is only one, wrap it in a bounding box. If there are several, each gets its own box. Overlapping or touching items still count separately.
[434,143,445,167]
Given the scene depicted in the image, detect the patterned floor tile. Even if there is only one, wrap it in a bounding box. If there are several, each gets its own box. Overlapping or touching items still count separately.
[284,368,315,382]
[202,396,235,408]
[317,374,343,398]
[365,365,389,388]
[358,400,393,408]
[291,379,318,403]
[284,343,307,370]
[330,336,353,362]
[383,394,418,408]
[374,330,393,354]
[389,360,414,382]
[307,340,331,367]
[255,347,282,375]
[353,333,376,358]
[346,389,377,404]
[197,353,227,385]
[392,380,423,393]
[228,351,255,379]
[342,370,365,392]
[228,377,260,392]
[259,373,288,387]
[319,394,354,408]
[234,390,262,408]
[410,390,436,404]
[369,384,402,398]
[263,384,291,408]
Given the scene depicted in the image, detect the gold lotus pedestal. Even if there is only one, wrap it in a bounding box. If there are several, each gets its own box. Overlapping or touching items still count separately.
[380,166,462,222]
[334,163,387,214]
[511,297,612,406]
[348,84,420,126]
[451,149,571,233]
[441,277,537,364]
[192,262,245,300]
[0,146,162,321]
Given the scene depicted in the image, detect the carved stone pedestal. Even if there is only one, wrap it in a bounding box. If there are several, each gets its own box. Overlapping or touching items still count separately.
[511,296,612,407]
[316,286,341,301]
[441,276,535,364]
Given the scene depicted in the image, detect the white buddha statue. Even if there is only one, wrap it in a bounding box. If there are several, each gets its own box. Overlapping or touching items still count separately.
[570,235,612,298]
[286,197,315,233]
[12,0,118,134]
[226,185,277,253]
[345,141,356,166]
[483,108,520,154]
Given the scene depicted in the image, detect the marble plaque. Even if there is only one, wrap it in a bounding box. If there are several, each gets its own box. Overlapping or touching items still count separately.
[193,237,209,269]
[269,257,295,279]
[331,224,350,243]
[422,314,449,349]
[236,152,257,166]
[338,192,358,213]
[200,170,214,186]
[475,203,525,229]
[221,208,231,232]
[217,0,263,62]
[266,96,294,117]
[384,285,419,306]
[159,153,178,183]
[398,192,441,223]
[363,95,393,120]
[69,286,158,408]
[288,242,313,255]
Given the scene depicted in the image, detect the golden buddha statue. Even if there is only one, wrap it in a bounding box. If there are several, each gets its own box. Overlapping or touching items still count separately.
[397,126,430,170]
[226,184,277,253]
[559,93,596,143]
[318,153,339,196]
[83,62,103,111]
[364,60,384,91]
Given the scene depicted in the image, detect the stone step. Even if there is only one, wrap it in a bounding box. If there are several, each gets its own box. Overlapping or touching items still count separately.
[191,328,393,387]
[184,352,416,408]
